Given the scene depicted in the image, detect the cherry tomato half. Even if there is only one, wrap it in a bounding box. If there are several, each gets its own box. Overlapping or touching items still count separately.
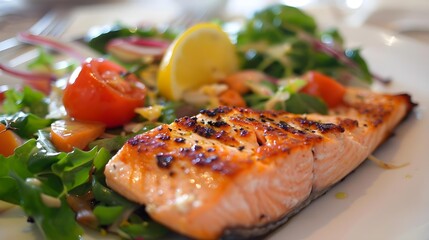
[300,71,346,108]
[63,58,146,128]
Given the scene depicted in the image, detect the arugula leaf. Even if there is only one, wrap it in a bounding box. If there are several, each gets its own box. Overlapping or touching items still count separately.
[285,93,328,114]
[2,87,49,117]
[93,205,124,225]
[160,101,179,124]
[281,79,307,93]
[319,28,344,46]
[27,131,65,173]
[0,148,24,205]
[93,147,112,174]
[0,112,54,139]
[11,174,84,240]
[88,123,157,153]
[27,47,55,73]
[244,94,270,110]
[91,177,135,207]
[88,134,133,153]
[237,4,316,45]
[0,176,19,204]
[344,48,372,83]
[119,220,170,239]
[52,147,99,191]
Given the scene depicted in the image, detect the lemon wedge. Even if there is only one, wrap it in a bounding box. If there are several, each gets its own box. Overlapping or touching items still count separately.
[157,23,238,100]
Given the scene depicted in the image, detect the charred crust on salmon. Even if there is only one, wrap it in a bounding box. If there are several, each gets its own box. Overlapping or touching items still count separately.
[193,124,217,138]
[338,118,359,130]
[215,130,229,140]
[200,107,232,117]
[176,117,239,146]
[356,104,389,127]
[277,121,306,135]
[240,129,249,137]
[191,144,202,151]
[207,120,229,128]
[127,137,140,146]
[293,118,345,133]
[179,148,239,174]
[259,113,275,122]
[174,137,186,143]
[191,153,218,166]
[156,133,171,141]
[156,154,174,168]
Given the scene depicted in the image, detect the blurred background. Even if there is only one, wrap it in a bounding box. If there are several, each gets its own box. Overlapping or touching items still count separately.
[1,0,429,44]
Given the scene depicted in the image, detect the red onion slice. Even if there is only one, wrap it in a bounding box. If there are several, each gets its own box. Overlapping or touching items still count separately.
[17,32,86,62]
[106,37,170,62]
[0,63,54,94]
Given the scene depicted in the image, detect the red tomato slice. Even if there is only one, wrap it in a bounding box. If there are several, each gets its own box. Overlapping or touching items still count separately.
[300,71,346,108]
[63,58,146,128]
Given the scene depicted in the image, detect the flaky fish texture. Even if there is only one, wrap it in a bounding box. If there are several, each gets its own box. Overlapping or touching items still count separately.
[104,87,415,239]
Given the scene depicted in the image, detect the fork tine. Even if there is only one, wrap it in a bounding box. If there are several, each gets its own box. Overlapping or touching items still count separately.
[27,11,60,36]
[167,9,210,32]
[166,0,228,31]
[0,9,70,54]
[46,14,71,38]
[38,10,70,37]
[169,14,196,29]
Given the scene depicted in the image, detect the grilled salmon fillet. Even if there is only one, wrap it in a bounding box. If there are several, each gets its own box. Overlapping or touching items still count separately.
[104,87,415,239]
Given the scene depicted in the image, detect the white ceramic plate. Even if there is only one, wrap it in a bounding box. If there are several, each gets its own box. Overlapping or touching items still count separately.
[1,8,429,240]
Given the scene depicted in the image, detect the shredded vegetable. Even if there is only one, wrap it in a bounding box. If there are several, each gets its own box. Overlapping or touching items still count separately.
[367,155,409,170]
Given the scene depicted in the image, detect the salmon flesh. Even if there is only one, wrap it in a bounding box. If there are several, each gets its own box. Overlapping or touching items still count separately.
[104,88,415,239]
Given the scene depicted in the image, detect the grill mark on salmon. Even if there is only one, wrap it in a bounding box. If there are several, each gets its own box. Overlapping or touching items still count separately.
[105,88,415,239]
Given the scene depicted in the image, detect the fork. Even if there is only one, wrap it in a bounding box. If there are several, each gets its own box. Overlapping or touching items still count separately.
[167,0,228,30]
[168,8,214,30]
[0,9,71,56]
